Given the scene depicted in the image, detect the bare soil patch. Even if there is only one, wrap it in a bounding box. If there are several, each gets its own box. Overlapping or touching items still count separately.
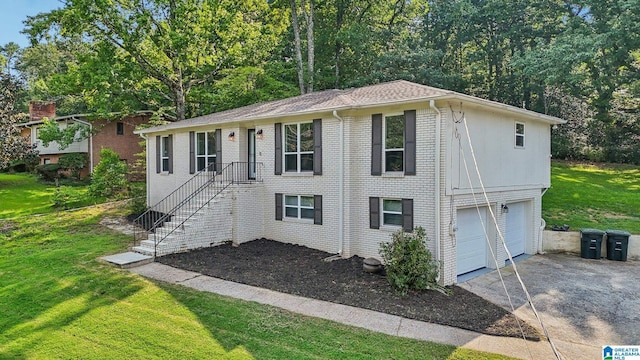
[157,238,540,340]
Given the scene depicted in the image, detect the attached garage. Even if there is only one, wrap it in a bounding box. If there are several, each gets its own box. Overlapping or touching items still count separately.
[456,207,490,275]
[504,201,528,260]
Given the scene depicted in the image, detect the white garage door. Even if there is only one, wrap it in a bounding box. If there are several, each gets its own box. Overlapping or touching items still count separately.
[456,207,489,275]
[504,201,527,260]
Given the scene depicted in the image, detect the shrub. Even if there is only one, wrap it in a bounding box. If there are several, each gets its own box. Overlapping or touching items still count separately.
[128,195,148,216]
[58,153,88,180]
[52,186,77,210]
[88,148,129,199]
[379,227,445,296]
[35,163,62,182]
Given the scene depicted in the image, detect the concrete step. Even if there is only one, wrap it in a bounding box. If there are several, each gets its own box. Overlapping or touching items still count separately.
[101,252,154,268]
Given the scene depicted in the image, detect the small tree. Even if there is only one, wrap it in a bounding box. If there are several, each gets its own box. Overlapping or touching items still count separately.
[379,227,446,296]
[88,148,129,199]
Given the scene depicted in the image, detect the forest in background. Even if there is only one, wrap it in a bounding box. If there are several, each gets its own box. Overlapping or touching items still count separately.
[1,0,639,164]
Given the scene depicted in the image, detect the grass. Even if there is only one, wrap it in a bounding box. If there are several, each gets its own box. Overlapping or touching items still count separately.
[543,161,640,233]
[0,173,98,219]
[0,203,513,359]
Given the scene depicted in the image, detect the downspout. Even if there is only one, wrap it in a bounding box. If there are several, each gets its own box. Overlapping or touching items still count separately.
[429,100,442,279]
[139,133,149,206]
[74,118,93,173]
[332,110,344,256]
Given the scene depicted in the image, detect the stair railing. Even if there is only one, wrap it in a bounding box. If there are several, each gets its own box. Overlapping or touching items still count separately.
[132,162,263,256]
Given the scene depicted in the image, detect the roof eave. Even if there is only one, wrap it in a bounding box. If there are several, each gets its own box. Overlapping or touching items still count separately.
[135,92,565,135]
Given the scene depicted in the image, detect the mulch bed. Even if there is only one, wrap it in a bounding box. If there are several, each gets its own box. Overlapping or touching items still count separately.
[156,238,540,340]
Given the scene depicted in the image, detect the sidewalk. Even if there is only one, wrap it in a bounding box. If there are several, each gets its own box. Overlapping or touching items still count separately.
[129,262,568,360]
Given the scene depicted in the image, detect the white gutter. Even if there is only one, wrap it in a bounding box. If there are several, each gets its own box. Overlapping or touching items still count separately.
[332,110,345,256]
[74,117,94,173]
[429,100,442,281]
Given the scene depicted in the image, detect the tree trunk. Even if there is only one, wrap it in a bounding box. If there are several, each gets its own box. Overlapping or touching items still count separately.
[334,0,344,88]
[302,0,315,93]
[290,0,306,95]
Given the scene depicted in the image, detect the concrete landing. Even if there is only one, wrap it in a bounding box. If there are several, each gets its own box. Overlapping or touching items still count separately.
[101,252,153,269]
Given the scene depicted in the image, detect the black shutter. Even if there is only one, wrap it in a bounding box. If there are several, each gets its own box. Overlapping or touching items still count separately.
[189,131,195,174]
[167,134,173,174]
[155,135,161,173]
[371,114,382,175]
[274,123,282,175]
[369,197,380,229]
[313,119,322,175]
[314,195,322,225]
[215,129,222,172]
[275,193,283,221]
[402,198,413,232]
[404,110,416,175]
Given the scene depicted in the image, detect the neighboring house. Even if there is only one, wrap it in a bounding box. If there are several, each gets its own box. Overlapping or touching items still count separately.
[134,80,565,285]
[20,102,152,177]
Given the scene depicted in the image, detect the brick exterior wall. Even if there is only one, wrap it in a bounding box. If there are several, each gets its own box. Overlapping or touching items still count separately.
[146,102,549,285]
[92,115,150,177]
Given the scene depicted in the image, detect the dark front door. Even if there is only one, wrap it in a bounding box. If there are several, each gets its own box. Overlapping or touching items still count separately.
[248,129,256,180]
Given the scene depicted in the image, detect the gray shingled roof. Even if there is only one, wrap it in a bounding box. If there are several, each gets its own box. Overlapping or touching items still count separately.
[137,80,562,134]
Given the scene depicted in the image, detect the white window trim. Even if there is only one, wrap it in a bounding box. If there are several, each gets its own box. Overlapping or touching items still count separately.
[284,195,315,221]
[383,114,404,173]
[283,122,313,173]
[381,198,403,227]
[161,135,170,172]
[196,131,216,171]
[515,121,525,148]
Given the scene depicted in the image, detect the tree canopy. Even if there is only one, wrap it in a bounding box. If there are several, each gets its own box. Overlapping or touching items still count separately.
[4,0,640,164]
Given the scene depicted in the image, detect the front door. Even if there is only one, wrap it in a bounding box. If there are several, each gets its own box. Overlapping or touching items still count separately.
[248,129,256,180]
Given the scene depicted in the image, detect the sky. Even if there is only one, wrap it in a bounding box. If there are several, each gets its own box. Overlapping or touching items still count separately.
[0,0,61,48]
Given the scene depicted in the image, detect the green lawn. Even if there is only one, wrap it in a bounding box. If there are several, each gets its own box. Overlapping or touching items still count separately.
[543,161,640,233]
[0,204,512,359]
[0,173,95,219]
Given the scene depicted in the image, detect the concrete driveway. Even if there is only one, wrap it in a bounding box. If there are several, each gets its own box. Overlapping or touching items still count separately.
[459,253,640,359]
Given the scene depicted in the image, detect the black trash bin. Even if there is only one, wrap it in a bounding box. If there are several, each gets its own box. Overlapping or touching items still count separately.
[605,230,631,261]
[580,228,605,259]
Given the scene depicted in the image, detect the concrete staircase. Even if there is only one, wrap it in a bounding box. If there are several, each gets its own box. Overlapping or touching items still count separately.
[132,189,233,256]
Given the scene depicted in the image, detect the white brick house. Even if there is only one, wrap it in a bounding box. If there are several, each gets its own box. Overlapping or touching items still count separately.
[135,80,564,285]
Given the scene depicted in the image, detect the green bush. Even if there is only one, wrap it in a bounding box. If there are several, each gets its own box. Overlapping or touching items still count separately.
[379,227,444,296]
[52,186,77,210]
[58,153,88,180]
[88,148,129,199]
[35,163,63,182]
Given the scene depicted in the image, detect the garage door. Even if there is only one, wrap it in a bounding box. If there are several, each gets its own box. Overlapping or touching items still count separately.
[456,207,489,275]
[504,201,527,260]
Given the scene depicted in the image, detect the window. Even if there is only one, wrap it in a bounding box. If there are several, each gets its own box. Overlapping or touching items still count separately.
[196,131,216,171]
[371,111,415,176]
[515,122,525,148]
[369,197,413,232]
[276,193,322,224]
[384,115,404,172]
[43,158,51,165]
[161,136,170,172]
[284,122,314,172]
[382,199,403,226]
[284,195,315,220]
[116,122,124,135]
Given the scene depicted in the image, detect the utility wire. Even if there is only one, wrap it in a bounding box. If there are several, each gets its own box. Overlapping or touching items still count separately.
[456,111,563,360]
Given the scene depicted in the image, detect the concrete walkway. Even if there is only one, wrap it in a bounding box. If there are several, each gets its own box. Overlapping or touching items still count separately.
[130,262,562,360]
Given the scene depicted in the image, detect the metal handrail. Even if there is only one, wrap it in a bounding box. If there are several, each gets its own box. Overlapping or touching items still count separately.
[133,162,263,256]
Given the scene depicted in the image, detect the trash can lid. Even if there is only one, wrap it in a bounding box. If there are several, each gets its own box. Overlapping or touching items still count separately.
[580,228,605,234]
[605,230,631,236]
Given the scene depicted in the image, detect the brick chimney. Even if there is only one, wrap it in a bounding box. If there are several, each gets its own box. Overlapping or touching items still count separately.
[29,101,56,121]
